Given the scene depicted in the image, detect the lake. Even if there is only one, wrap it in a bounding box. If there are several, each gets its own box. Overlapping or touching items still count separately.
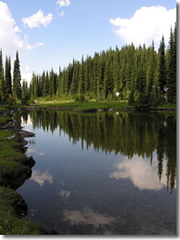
[17,110,176,235]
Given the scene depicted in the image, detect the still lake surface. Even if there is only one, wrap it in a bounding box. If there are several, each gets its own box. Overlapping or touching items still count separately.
[17,110,176,235]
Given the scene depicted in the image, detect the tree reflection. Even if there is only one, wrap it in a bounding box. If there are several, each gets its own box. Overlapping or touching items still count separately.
[21,111,176,191]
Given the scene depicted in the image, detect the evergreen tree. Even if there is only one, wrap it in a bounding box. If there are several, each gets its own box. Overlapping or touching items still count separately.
[0,49,5,102]
[22,80,29,103]
[78,58,85,95]
[158,36,167,98]
[13,51,22,100]
[70,60,79,96]
[5,56,12,98]
[167,25,176,103]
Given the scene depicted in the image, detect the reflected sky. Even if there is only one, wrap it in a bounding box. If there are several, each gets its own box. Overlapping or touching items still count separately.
[64,207,114,226]
[26,148,45,156]
[31,170,54,187]
[18,111,176,235]
[58,190,71,198]
[109,155,170,191]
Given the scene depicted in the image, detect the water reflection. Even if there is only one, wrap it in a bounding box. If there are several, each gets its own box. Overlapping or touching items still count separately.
[18,110,176,235]
[27,148,45,156]
[58,190,71,198]
[109,155,168,190]
[31,170,54,187]
[21,110,176,192]
[63,207,114,226]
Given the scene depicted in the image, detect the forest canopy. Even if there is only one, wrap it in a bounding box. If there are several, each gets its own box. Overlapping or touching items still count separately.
[0,24,176,106]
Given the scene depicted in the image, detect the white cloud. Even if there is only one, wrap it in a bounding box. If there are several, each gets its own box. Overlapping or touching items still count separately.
[57,0,71,8]
[0,1,43,57]
[110,6,176,48]
[109,155,170,191]
[22,10,53,29]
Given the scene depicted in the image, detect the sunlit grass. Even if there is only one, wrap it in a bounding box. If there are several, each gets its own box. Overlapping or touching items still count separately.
[36,99,129,111]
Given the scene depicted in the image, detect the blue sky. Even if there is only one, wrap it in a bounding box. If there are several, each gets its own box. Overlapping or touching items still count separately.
[0,0,176,83]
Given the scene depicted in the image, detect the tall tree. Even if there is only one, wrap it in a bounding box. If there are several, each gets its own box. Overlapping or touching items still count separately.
[0,49,5,102]
[13,51,22,100]
[78,58,85,95]
[22,80,29,103]
[158,36,167,98]
[5,56,12,98]
[167,25,176,103]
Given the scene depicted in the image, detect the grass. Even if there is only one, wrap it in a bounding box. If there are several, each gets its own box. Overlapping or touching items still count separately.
[0,113,47,235]
[0,129,26,173]
[0,187,47,235]
[0,115,11,125]
[31,99,129,111]
[157,103,176,108]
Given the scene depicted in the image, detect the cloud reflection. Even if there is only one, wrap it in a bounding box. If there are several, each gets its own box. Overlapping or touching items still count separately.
[109,155,167,190]
[58,190,71,198]
[31,170,53,187]
[27,148,45,156]
[64,207,114,226]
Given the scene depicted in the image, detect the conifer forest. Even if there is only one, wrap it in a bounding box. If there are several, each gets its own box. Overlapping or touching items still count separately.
[0,24,176,106]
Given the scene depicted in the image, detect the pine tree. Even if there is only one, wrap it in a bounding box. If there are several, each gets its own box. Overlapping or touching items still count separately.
[13,51,22,100]
[158,36,167,98]
[5,56,12,98]
[78,57,85,95]
[0,49,5,102]
[70,60,79,96]
[22,80,29,103]
[167,24,176,103]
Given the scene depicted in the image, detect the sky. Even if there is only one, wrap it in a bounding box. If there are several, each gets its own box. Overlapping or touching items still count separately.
[0,0,177,83]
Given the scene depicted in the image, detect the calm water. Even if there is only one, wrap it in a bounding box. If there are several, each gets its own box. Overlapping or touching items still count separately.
[17,111,176,235]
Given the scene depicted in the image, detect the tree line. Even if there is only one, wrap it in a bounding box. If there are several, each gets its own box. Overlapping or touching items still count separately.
[0,51,22,103]
[0,24,176,105]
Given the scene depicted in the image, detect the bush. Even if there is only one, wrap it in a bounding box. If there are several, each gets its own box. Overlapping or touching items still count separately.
[74,95,88,103]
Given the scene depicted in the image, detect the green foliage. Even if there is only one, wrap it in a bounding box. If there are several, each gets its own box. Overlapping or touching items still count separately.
[75,95,87,103]
[167,24,176,103]
[128,90,135,106]
[13,51,21,100]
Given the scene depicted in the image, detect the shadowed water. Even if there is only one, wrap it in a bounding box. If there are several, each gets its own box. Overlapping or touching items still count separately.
[17,111,176,235]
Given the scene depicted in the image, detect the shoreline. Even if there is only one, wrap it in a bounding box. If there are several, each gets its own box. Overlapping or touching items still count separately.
[5,105,176,113]
[0,112,48,235]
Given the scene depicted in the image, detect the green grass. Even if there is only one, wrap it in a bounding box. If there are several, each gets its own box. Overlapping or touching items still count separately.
[34,99,129,111]
[0,115,11,125]
[157,103,176,108]
[0,187,47,235]
[0,130,25,171]
[0,114,47,235]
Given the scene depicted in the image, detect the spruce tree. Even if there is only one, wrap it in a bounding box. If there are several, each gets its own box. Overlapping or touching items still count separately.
[167,25,176,103]
[158,36,167,98]
[5,56,12,98]
[0,49,5,102]
[13,51,22,100]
